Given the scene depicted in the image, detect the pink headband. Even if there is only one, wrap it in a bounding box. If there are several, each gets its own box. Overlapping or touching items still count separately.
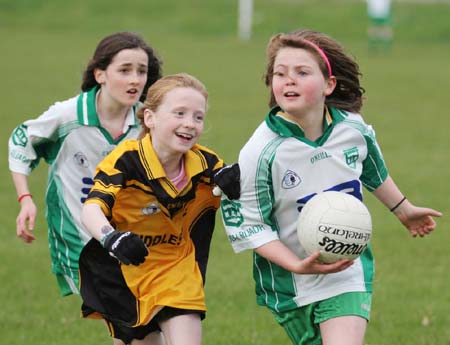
[301,39,333,77]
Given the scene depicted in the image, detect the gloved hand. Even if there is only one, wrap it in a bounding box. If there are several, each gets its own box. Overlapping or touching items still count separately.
[213,163,240,200]
[101,230,148,265]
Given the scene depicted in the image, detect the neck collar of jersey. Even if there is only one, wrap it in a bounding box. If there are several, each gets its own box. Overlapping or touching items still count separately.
[76,86,139,128]
[265,105,346,144]
[138,133,209,181]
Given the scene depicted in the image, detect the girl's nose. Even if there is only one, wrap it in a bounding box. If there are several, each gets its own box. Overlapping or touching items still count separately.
[130,71,141,84]
[183,116,196,128]
[286,71,296,84]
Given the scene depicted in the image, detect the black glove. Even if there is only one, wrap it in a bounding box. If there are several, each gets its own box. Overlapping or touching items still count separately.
[213,163,240,200]
[102,230,148,266]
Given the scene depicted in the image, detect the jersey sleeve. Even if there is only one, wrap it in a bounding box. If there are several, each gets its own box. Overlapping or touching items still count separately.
[8,100,73,175]
[84,146,128,219]
[360,124,389,191]
[220,141,279,253]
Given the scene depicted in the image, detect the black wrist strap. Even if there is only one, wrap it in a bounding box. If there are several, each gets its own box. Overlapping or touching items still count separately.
[390,196,406,212]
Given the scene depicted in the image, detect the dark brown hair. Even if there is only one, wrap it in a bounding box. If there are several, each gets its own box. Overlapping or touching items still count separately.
[264,29,364,113]
[81,32,162,102]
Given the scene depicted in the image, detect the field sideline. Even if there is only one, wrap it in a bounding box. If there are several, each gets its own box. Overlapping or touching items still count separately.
[1,1,449,344]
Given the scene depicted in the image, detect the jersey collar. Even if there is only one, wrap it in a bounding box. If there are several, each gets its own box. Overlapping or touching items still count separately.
[76,86,139,129]
[265,105,347,144]
[138,133,209,181]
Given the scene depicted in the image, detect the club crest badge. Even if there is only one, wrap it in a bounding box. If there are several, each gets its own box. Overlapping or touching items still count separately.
[344,147,359,169]
[281,170,302,189]
[221,200,243,227]
[142,202,161,215]
[74,152,89,168]
[12,125,28,147]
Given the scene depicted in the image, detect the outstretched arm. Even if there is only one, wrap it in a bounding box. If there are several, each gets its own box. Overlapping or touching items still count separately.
[372,176,442,237]
[12,172,37,243]
[255,240,353,274]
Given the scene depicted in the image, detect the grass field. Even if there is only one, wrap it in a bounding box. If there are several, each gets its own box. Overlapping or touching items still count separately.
[1,1,449,344]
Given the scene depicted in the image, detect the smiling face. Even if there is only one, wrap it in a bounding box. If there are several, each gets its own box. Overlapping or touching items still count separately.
[144,87,206,157]
[94,48,149,107]
[272,47,336,120]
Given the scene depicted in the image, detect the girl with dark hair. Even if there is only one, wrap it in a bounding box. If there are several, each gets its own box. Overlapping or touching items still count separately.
[8,30,162,300]
[222,29,441,345]
[81,31,161,102]
[9,31,163,345]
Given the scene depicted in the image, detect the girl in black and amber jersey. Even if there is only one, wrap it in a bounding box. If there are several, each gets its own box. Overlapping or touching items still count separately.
[79,73,239,345]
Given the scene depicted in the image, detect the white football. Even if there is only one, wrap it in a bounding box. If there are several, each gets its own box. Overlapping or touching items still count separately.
[297,191,372,263]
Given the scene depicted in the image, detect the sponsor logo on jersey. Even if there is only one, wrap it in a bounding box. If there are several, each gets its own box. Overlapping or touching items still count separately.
[12,125,28,147]
[74,152,89,168]
[10,149,29,163]
[142,202,161,215]
[221,200,243,227]
[228,224,264,243]
[80,177,94,203]
[281,170,302,189]
[344,147,359,169]
[296,180,362,212]
[310,151,332,164]
[140,233,182,246]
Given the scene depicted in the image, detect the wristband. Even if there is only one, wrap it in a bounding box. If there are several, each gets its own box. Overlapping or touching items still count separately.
[100,228,116,247]
[18,193,32,203]
[390,196,406,212]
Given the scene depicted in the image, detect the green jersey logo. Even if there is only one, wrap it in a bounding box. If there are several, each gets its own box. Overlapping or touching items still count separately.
[344,147,359,169]
[221,199,243,227]
[12,125,28,147]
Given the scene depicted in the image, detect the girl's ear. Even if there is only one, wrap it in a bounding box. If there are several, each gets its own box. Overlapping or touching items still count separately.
[94,68,106,85]
[143,108,155,129]
[324,76,337,96]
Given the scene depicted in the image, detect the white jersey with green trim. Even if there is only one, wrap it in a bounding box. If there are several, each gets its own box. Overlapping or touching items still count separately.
[8,87,141,295]
[221,106,388,312]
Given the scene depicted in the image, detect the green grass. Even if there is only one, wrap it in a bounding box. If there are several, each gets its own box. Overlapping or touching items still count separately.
[1,1,449,344]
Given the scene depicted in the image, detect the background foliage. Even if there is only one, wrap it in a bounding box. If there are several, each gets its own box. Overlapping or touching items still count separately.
[1,1,449,344]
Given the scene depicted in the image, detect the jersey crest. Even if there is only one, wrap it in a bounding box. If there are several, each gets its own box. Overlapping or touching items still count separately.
[281,170,302,189]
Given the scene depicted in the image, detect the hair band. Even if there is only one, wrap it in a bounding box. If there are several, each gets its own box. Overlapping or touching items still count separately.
[301,39,333,77]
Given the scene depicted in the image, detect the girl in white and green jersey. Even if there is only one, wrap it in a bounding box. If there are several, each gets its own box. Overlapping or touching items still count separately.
[221,29,441,345]
[8,32,162,297]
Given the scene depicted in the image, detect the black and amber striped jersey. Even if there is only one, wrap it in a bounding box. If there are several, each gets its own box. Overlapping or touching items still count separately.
[81,133,224,326]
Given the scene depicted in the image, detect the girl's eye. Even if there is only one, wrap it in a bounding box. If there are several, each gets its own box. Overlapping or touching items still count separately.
[273,71,284,77]
[195,115,204,122]
[176,111,184,116]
